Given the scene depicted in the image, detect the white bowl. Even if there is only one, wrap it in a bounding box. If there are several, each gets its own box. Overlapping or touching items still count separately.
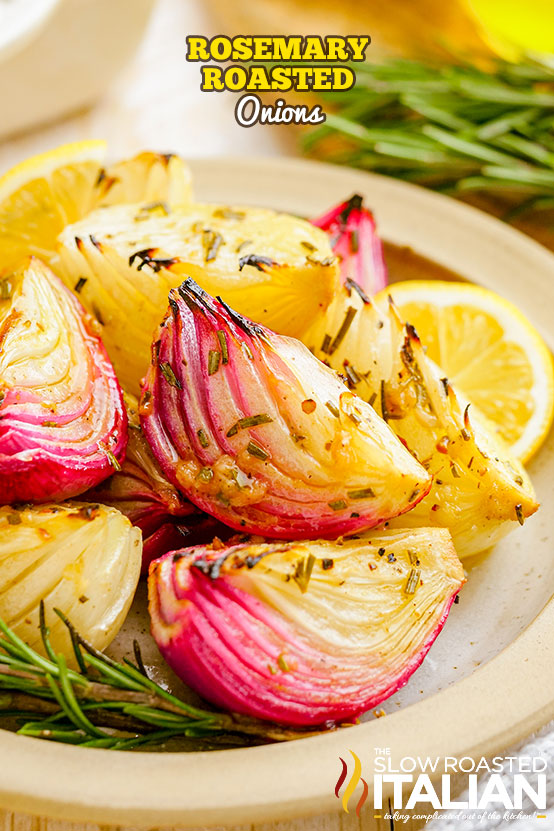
[0,0,156,139]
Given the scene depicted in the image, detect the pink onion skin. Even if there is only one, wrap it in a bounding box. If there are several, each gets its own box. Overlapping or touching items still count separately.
[84,394,232,572]
[0,258,127,504]
[312,195,388,295]
[149,533,464,726]
[140,279,431,539]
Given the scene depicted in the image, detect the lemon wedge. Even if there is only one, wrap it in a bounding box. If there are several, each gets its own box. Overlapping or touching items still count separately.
[377,280,554,463]
[0,141,192,273]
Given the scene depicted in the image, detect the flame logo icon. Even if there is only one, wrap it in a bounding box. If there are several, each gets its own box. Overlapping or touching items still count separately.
[334,750,368,817]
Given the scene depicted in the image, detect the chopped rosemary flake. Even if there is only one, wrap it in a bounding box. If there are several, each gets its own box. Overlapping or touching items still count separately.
[74,277,87,294]
[242,343,253,360]
[378,548,386,557]
[202,229,224,263]
[330,306,357,353]
[345,278,370,304]
[293,554,316,593]
[515,503,524,525]
[6,513,21,525]
[344,364,361,387]
[277,653,291,672]
[227,413,273,437]
[408,550,420,566]
[213,207,246,221]
[326,400,340,418]
[160,362,182,388]
[450,462,461,478]
[306,254,335,267]
[0,279,12,301]
[246,440,269,461]
[208,350,221,375]
[515,474,524,486]
[300,240,317,252]
[98,442,122,472]
[350,229,359,253]
[328,499,347,511]
[197,429,210,448]
[321,333,332,354]
[92,304,105,326]
[347,487,376,500]
[217,330,229,364]
[138,201,169,217]
[368,391,377,408]
[197,466,214,483]
[405,569,421,595]
[348,411,362,425]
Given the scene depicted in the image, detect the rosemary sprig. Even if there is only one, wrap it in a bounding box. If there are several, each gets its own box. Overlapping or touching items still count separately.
[0,604,330,749]
[303,58,554,215]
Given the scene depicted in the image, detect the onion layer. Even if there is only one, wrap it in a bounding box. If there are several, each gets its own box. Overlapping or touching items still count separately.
[140,279,431,539]
[55,202,340,394]
[149,528,464,726]
[0,502,141,656]
[0,258,127,503]
[303,283,538,556]
[84,394,229,572]
[312,194,388,294]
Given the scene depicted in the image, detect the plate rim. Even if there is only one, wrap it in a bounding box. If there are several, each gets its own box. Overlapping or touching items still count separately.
[1,155,553,826]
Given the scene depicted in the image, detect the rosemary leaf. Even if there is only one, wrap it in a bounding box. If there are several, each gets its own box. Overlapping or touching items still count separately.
[304,57,554,214]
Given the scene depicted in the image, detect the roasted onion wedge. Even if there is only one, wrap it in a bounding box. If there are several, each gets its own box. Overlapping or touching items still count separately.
[0,258,127,503]
[140,279,431,539]
[56,203,340,393]
[312,194,388,295]
[84,394,227,572]
[149,528,464,726]
[304,284,538,557]
[0,502,141,656]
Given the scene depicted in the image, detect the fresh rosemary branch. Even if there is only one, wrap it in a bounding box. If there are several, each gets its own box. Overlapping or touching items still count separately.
[0,603,327,749]
[303,58,554,215]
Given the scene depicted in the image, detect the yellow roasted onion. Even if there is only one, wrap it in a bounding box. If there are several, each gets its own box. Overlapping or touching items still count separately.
[303,283,538,557]
[0,502,141,656]
[0,258,127,504]
[55,202,340,393]
[149,527,465,726]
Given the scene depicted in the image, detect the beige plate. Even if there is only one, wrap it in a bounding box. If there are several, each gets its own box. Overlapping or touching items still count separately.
[1,157,554,826]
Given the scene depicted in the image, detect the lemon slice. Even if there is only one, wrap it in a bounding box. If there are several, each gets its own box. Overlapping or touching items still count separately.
[0,141,192,273]
[0,141,107,271]
[377,280,554,463]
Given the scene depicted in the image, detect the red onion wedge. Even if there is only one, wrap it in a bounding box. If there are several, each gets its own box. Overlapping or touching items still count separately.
[0,258,127,503]
[140,279,431,538]
[149,528,465,726]
[85,394,230,572]
[312,194,388,295]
